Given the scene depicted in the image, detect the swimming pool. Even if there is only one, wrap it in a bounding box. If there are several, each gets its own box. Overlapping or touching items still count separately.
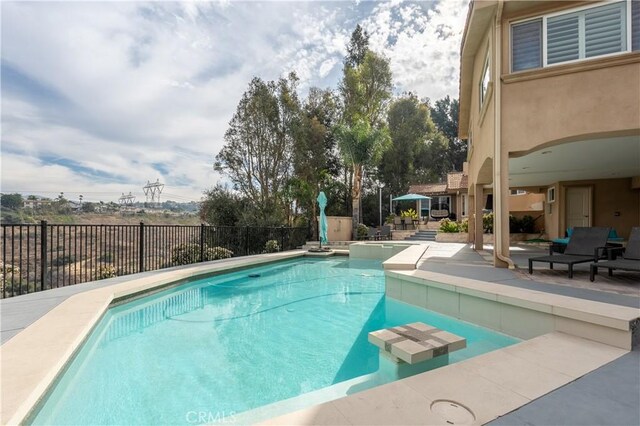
[30,257,519,425]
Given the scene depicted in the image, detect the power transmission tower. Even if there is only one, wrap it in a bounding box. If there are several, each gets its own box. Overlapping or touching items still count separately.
[143,179,164,205]
[119,192,136,213]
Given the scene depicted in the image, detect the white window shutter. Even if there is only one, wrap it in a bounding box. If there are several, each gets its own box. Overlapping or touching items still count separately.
[584,2,626,58]
[547,13,580,64]
[512,19,542,71]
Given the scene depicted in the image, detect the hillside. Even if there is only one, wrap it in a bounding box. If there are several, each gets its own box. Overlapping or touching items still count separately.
[0,210,201,225]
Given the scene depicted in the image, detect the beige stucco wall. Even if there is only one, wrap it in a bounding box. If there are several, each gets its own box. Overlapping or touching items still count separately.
[323,216,352,241]
[561,178,639,239]
[467,29,496,188]
[502,61,640,155]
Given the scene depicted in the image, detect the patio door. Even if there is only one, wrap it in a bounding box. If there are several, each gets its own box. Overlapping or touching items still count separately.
[566,187,592,229]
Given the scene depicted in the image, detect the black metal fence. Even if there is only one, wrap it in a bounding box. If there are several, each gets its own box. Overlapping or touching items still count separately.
[0,222,307,299]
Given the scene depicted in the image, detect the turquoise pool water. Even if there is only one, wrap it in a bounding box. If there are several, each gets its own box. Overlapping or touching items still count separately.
[31,257,519,425]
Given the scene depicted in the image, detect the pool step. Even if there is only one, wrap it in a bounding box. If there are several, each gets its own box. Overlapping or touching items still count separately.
[405,230,437,241]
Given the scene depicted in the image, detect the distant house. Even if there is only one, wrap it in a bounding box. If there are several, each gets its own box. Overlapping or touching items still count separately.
[23,198,51,210]
[409,170,469,221]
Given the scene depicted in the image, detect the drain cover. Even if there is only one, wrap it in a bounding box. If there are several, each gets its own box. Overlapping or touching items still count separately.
[430,400,475,425]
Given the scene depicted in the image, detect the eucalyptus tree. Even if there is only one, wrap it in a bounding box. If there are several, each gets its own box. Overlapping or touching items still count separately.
[214,73,301,225]
[337,27,393,236]
[430,96,466,171]
[379,94,433,195]
[341,51,393,128]
[290,88,341,234]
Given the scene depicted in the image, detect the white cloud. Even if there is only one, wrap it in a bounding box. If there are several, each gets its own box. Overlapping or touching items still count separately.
[1,1,469,202]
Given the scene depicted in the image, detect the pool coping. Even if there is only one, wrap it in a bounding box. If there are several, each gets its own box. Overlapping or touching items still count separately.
[0,250,306,425]
[259,331,629,425]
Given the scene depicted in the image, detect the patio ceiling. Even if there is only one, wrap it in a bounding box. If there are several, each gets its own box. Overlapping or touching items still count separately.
[509,135,640,187]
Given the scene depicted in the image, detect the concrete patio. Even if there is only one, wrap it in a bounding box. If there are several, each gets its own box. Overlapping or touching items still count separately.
[417,241,639,426]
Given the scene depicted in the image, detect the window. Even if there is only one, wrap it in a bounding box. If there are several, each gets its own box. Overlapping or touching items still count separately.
[633,0,640,51]
[547,187,556,203]
[461,194,468,217]
[511,1,635,72]
[512,19,542,71]
[479,54,490,107]
[430,196,451,219]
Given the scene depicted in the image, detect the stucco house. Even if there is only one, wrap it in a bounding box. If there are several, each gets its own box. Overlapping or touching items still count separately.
[459,0,640,267]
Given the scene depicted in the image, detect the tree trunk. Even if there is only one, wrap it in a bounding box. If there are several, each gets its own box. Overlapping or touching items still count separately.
[351,164,363,239]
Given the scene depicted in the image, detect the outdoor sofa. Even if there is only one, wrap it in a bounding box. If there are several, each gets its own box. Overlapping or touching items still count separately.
[590,227,640,282]
[528,227,610,278]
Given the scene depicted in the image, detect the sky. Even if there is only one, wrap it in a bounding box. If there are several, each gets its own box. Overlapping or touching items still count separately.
[1,0,469,203]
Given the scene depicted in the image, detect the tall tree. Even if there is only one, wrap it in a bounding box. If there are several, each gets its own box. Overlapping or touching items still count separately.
[291,88,340,235]
[430,96,466,171]
[345,24,369,68]
[413,131,451,183]
[214,73,301,225]
[0,193,23,210]
[199,185,246,226]
[341,51,393,127]
[338,27,393,236]
[335,120,390,237]
[379,94,433,195]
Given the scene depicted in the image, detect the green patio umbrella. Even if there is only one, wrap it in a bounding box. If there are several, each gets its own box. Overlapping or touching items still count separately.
[317,191,328,248]
[392,193,431,201]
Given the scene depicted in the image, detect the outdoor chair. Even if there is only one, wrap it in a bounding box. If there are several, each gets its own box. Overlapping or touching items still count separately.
[394,217,403,230]
[366,228,378,241]
[590,227,640,282]
[552,228,624,253]
[528,227,610,278]
[380,225,392,240]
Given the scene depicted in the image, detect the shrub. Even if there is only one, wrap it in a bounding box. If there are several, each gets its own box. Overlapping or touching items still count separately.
[0,262,20,293]
[385,214,396,224]
[356,223,369,240]
[400,208,418,220]
[97,265,117,280]
[483,212,494,234]
[171,243,234,265]
[460,218,469,233]
[509,215,536,233]
[171,243,200,265]
[206,246,233,260]
[264,240,280,253]
[509,215,520,233]
[520,215,536,234]
[439,218,460,233]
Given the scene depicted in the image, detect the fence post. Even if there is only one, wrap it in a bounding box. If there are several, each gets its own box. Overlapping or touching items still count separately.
[199,224,205,262]
[40,220,47,291]
[139,222,145,272]
[245,226,249,256]
[280,226,285,252]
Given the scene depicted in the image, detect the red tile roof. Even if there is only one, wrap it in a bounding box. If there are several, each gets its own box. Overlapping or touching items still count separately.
[447,172,468,190]
[409,183,447,194]
[409,172,468,195]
